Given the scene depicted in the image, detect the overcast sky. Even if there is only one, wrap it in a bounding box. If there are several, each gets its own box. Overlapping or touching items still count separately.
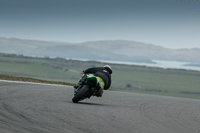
[0,0,200,49]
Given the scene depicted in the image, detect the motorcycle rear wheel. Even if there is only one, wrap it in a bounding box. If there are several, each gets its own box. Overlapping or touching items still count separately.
[72,85,89,103]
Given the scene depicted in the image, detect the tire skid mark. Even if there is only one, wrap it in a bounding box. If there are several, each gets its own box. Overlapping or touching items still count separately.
[139,100,198,133]
[168,102,200,132]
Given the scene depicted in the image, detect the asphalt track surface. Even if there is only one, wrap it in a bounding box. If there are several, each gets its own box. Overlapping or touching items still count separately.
[0,80,200,133]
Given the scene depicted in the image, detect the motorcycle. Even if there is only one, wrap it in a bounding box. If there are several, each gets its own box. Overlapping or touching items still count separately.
[72,74,100,103]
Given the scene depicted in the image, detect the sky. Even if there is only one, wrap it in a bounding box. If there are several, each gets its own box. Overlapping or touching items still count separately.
[0,0,200,49]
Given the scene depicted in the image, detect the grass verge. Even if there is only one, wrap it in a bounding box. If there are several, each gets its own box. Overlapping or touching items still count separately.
[0,74,75,86]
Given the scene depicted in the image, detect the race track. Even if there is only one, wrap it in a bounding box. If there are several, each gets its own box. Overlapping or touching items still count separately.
[0,80,200,133]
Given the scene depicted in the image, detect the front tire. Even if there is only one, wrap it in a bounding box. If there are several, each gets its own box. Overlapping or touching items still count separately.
[72,85,89,103]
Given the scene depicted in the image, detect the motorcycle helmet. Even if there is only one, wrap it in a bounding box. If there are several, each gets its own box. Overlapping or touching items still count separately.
[104,65,112,74]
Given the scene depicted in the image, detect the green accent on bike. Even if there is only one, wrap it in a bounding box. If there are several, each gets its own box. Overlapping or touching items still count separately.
[86,76,98,86]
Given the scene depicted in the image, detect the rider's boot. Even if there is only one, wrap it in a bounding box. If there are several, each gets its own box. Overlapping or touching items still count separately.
[93,84,103,97]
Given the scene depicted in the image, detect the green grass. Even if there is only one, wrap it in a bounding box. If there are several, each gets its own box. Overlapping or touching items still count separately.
[1,54,200,99]
[0,74,74,86]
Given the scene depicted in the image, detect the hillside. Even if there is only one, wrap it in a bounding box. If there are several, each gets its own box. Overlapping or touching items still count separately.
[82,40,200,63]
[0,37,200,63]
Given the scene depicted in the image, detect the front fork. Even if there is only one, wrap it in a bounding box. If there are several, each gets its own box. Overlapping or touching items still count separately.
[74,74,87,89]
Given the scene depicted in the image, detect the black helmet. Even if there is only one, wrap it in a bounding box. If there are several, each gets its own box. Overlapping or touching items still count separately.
[104,65,112,74]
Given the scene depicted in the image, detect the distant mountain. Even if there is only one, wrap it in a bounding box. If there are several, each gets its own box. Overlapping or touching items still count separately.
[0,37,200,63]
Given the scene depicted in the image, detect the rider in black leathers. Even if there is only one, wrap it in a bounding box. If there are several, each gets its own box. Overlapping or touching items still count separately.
[74,65,112,97]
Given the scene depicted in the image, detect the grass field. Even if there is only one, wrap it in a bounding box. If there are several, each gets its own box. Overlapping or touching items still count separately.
[0,54,200,99]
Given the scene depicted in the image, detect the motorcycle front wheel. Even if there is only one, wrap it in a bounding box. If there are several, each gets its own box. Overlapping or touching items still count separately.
[72,84,89,103]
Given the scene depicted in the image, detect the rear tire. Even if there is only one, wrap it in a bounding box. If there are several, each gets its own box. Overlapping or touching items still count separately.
[72,85,89,103]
